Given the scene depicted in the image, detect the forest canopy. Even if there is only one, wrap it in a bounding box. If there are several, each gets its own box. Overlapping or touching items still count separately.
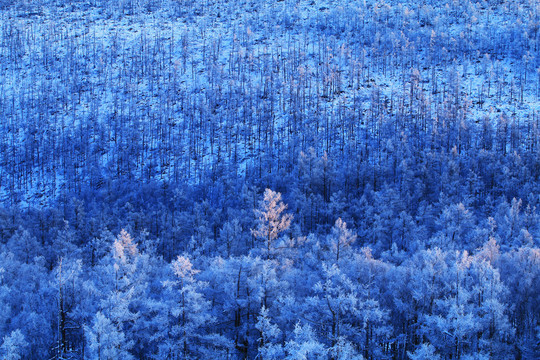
[0,0,540,359]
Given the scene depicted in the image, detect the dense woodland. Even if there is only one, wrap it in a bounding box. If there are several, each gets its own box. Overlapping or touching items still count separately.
[1,0,540,359]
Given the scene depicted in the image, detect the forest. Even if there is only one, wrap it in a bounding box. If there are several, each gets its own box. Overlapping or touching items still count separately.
[0,0,540,358]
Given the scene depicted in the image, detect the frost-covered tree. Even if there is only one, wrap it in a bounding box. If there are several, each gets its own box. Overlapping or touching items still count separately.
[0,330,27,360]
[252,189,293,259]
[255,306,284,360]
[86,311,134,360]
[328,218,357,263]
[219,219,242,257]
[407,343,440,360]
[431,203,477,249]
[51,256,83,360]
[284,322,327,360]
[307,262,388,359]
[85,230,141,359]
[159,255,216,359]
[499,245,540,358]
[0,251,53,359]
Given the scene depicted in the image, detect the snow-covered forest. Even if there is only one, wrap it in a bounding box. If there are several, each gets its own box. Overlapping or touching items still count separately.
[0,0,540,358]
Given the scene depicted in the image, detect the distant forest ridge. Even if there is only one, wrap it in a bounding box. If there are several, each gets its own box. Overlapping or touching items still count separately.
[0,0,539,203]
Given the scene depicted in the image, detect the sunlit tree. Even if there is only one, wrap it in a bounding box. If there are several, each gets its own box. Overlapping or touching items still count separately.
[252,189,293,259]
